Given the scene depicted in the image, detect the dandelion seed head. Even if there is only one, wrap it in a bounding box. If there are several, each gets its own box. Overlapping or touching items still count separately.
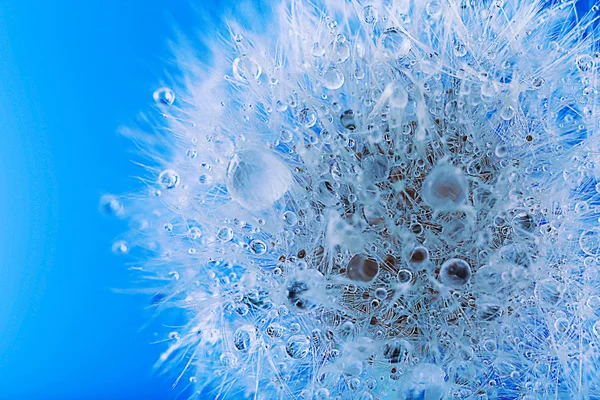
[109,0,600,398]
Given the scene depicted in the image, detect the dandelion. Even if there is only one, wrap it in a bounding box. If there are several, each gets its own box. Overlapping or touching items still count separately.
[107,0,600,398]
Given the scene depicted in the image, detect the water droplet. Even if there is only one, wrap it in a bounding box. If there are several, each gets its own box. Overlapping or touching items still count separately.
[283,210,298,226]
[426,1,442,19]
[226,150,292,210]
[234,326,256,352]
[494,144,508,158]
[286,335,310,359]
[500,105,515,120]
[362,5,379,23]
[99,194,124,216]
[249,239,267,255]
[279,129,293,143]
[299,107,317,127]
[347,254,379,282]
[454,43,467,57]
[188,227,202,240]
[374,287,388,299]
[198,174,213,185]
[158,169,180,189]
[576,54,594,72]
[217,227,234,242]
[380,28,411,59]
[220,352,238,368]
[112,240,129,255]
[531,76,545,89]
[580,231,600,256]
[534,278,564,306]
[322,66,345,90]
[232,55,262,81]
[153,87,175,105]
[439,258,471,288]
[421,165,468,211]
[409,246,429,266]
[340,109,357,130]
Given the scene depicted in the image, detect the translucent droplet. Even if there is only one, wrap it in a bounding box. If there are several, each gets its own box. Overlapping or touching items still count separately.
[322,66,345,90]
[494,144,508,158]
[266,323,284,338]
[232,55,262,81]
[283,210,298,226]
[580,231,600,256]
[426,1,442,19]
[421,165,468,211]
[362,5,379,23]
[188,227,202,240]
[226,150,292,210]
[347,254,379,282]
[439,258,471,288]
[299,107,317,127]
[217,227,234,242]
[158,169,180,189]
[249,239,267,255]
[374,287,388,299]
[279,129,293,143]
[500,105,515,120]
[576,54,594,72]
[531,76,545,89]
[112,240,129,255]
[381,28,411,59]
[220,352,238,368]
[233,325,256,353]
[534,278,564,306]
[153,87,175,105]
[99,194,124,216]
[454,43,467,57]
[409,246,429,266]
[340,109,356,130]
[198,174,213,185]
[286,335,310,359]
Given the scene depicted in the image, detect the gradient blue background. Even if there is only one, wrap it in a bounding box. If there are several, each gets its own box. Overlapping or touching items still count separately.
[0,0,597,399]
[0,1,227,399]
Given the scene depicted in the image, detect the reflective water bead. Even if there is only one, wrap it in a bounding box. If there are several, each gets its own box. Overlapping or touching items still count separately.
[158,169,180,189]
[232,55,262,80]
[347,254,379,282]
[362,5,378,23]
[99,194,124,216]
[283,210,298,226]
[286,335,311,359]
[153,87,175,105]
[340,109,357,130]
[580,231,600,256]
[322,66,345,90]
[421,165,468,211]
[249,239,267,255]
[226,150,292,210]
[439,258,471,288]
[233,325,256,353]
[217,227,234,242]
[380,28,411,59]
[576,54,594,72]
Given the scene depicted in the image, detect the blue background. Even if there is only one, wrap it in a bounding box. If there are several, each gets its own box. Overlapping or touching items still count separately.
[0,1,226,398]
[0,0,596,399]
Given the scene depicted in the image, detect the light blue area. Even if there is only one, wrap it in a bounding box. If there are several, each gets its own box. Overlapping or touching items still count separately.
[0,0,223,398]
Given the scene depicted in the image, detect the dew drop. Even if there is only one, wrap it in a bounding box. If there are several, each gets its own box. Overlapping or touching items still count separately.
[153,87,175,105]
[158,169,180,189]
[217,227,234,242]
[439,258,471,288]
[381,28,411,59]
[286,335,311,359]
[322,66,345,90]
[232,55,262,81]
[226,150,292,210]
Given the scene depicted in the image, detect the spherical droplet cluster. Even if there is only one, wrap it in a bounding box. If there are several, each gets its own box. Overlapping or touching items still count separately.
[108,1,600,399]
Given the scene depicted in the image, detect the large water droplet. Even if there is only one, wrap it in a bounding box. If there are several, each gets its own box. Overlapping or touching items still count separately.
[421,165,468,211]
[158,169,180,189]
[232,55,262,81]
[286,335,310,359]
[380,28,411,59]
[439,258,471,288]
[226,150,292,210]
[153,87,175,105]
[322,66,345,90]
